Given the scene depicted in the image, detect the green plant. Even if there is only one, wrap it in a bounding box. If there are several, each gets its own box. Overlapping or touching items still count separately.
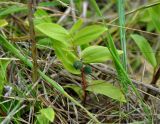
[35,107,55,124]
[0,19,8,27]
[36,19,125,103]
[1,0,160,123]
[131,34,157,68]
[0,60,11,95]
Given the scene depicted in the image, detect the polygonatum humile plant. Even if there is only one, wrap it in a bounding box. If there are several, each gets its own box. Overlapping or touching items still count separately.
[35,11,126,103]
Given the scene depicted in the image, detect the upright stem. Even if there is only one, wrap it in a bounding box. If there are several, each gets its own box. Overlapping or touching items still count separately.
[81,67,87,104]
[28,0,38,83]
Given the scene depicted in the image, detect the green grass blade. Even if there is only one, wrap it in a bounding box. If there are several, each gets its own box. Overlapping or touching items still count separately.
[117,0,127,70]
[90,0,128,91]
[0,5,27,18]
[90,0,102,17]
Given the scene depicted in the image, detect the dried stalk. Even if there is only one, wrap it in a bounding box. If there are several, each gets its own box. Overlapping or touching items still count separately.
[28,0,38,82]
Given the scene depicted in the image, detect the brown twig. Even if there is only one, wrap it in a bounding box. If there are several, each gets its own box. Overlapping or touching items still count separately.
[0,109,6,116]
[91,64,160,95]
[11,14,29,33]
[28,0,38,82]
[144,66,160,101]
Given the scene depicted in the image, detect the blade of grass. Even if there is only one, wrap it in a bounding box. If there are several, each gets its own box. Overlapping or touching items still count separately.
[0,34,100,124]
[1,102,26,124]
[117,0,127,71]
[90,0,128,91]
[90,0,152,122]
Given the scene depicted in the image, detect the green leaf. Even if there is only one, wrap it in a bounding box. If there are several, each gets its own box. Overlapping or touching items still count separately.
[148,6,160,32]
[0,19,8,27]
[86,80,126,102]
[0,5,27,18]
[73,25,107,45]
[36,114,49,124]
[34,9,52,25]
[36,23,69,46]
[54,48,80,74]
[40,107,55,122]
[0,60,11,95]
[80,46,123,63]
[148,6,160,65]
[37,38,68,50]
[37,38,53,49]
[131,34,157,68]
[69,19,83,34]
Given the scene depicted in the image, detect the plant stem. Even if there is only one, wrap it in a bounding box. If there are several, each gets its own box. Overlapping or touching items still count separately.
[81,67,87,104]
[28,0,38,83]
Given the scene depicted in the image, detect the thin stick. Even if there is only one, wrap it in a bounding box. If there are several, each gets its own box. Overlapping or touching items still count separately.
[144,66,160,100]
[28,0,38,82]
[110,1,160,23]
